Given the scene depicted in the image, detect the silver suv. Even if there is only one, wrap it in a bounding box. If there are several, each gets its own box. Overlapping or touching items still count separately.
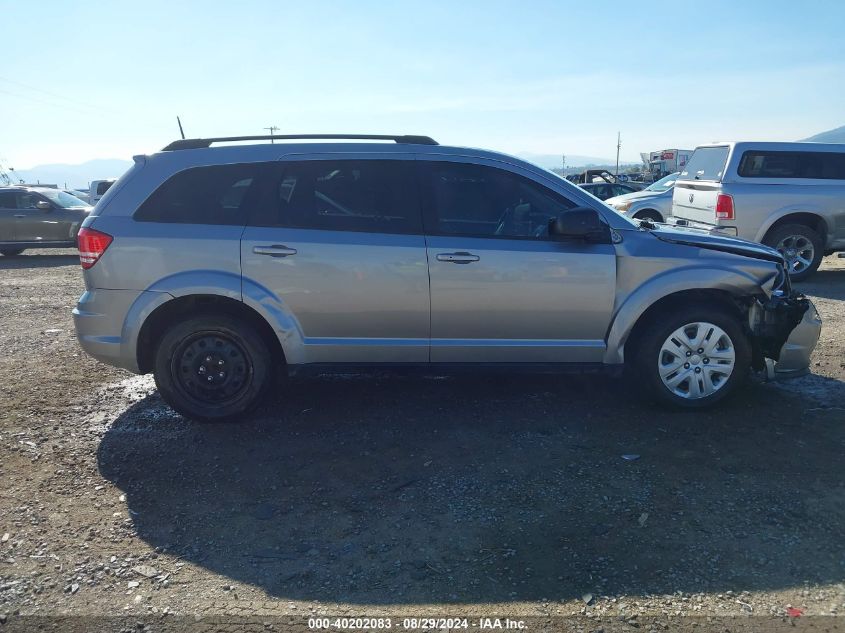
[670,141,845,280]
[72,134,821,420]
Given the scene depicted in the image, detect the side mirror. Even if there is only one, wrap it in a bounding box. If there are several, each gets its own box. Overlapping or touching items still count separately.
[549,207,611,243]
[35,200,52,211]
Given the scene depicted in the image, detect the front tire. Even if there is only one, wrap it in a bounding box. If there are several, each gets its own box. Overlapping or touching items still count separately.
[763,223,823,282]
[153,315,272,421]
[629,305,751,408]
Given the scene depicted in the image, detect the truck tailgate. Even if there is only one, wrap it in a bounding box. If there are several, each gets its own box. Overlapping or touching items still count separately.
[672,181,722,224]
[670,145,731,225]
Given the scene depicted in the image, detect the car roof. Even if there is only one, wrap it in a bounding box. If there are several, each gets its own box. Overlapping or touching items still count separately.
[0,186,43,192]
[139,138,561,183]
[693,141,845,153]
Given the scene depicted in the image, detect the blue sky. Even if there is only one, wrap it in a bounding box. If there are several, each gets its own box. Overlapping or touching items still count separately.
[2,0,844,168]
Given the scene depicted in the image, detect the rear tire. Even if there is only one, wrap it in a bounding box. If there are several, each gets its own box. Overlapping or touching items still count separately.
[628,304,751,409]
[153,314,272,422]
[0,248,24,256]
[763,223,823,282]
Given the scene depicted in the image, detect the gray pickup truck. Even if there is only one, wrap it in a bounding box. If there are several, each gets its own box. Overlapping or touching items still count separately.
[669,141,845,280]
[0,186,93,255]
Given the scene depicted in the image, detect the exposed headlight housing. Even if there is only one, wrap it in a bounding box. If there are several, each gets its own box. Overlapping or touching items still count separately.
[611,201,632,212]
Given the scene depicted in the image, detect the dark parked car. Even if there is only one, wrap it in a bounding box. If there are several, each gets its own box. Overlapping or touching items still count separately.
[579,182,640,200]
[0,187,92,255]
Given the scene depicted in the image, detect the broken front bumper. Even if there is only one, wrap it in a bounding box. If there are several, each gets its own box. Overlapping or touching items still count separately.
[767,300,822,379]
[748,295,822,380]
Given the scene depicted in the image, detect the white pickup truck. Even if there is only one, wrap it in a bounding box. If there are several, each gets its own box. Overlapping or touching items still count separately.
[669,141,845,280]
[87,179,117,205]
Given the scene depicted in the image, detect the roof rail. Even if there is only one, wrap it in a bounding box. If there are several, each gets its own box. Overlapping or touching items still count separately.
[162,134,438,151]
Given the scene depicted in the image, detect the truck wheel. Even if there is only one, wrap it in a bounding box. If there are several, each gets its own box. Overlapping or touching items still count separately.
[763,223,823,281]
[629,305,751,409]
[153,314,272,422]
[633,209,663,223]
[0,248,24,256]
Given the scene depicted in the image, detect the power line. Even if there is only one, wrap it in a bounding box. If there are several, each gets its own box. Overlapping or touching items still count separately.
[0,75,116,115]
[0,87,105,117]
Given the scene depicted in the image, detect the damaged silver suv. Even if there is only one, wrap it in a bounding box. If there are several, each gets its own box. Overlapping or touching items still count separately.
[72,134,821,421]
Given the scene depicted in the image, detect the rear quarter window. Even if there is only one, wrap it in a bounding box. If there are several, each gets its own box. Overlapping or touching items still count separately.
[134,163,266,225]
[679,146,730,182]
[737,150,845,179]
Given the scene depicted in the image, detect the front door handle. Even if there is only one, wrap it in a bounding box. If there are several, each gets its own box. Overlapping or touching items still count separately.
[253,245,297,257]
[13,214,26,218]
[436,251,480,264]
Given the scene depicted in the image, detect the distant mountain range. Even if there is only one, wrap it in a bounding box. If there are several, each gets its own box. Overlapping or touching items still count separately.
[800,125,845,143]
[10,159,132,189]
[516,152,622,169]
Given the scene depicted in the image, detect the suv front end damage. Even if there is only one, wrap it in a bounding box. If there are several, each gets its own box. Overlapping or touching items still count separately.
[746,271,821,379]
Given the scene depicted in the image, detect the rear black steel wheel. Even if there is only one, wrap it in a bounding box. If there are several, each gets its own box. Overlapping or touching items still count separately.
[153,315,272,421]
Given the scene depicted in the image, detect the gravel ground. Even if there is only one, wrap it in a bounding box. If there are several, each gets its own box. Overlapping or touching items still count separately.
[1,249,844,631]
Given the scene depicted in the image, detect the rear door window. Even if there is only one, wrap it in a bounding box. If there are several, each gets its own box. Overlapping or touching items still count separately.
[679,146,730,182]
[738,150,845,179]
[134,163,266,225]
[254,160,422,234]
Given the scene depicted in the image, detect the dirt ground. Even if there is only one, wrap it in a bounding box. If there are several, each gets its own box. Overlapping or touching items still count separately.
[1,249,844,631]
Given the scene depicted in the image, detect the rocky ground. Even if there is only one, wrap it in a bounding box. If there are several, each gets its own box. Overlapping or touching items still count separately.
[1,250,844,632]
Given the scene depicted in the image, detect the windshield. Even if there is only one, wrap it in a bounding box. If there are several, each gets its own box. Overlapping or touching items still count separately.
[39,190,89,208]
[645,172,679,192]
[679,146,730,182]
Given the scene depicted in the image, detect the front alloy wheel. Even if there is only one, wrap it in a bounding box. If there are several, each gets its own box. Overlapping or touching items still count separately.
[658,322,736,399]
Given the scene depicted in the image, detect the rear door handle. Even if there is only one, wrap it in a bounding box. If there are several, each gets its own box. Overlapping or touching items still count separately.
[436,251,480,264]
[253,245,297,257]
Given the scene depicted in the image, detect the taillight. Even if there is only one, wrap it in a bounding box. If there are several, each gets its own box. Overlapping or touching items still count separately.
[77,227,113,269]
[715,194,735,220]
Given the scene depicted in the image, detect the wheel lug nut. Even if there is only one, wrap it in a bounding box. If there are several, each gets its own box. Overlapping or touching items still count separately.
[694,367,701,373]
[703,358,709,364]
[218,360,224,366]
[697,348,703,354]
[684,363,690,369]
[686,351,691,357]
[206,355,213,362]
[207,375,213,382]
[218,372,225,378]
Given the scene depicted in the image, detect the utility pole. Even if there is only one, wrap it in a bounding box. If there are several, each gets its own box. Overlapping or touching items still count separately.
[264,126,279,143]
[561,154,566,177]
[615,132,621,177]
